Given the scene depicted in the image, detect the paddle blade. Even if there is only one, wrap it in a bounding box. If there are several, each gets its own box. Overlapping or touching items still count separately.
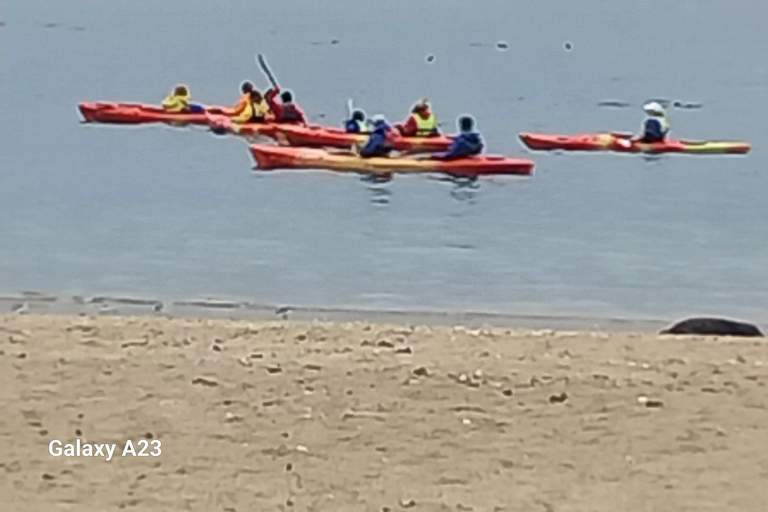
[256,54,279,89]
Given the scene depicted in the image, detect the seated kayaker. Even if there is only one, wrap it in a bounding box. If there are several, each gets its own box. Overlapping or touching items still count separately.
[162,84,205,113]
[265,87,307,125]
[344,110,370,133]
[227,81,272,124]
[359,115,395,158]
[396,99,439,137]
[637,101,670,143]
[432,116,484,160]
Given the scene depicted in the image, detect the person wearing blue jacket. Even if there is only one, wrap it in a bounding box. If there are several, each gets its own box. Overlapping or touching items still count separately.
[433,116,484,160]
[344,110,370,133]
[359,115,395,158]
[638,102,670,143]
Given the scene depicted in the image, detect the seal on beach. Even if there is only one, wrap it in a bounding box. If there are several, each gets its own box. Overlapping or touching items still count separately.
[660,317,764,337]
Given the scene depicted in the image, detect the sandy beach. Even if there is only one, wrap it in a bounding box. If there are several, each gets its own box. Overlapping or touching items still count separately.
[1,314,766,511]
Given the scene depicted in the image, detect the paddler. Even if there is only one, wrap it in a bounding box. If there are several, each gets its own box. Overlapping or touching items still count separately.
[227,81,272,124]
[265,87,308,125]
[396,99,439,137]
[162,84,205,113]
[637,101,670,143]
[359,115,396,158]
[344,110,370,133]
[432,116,484,160]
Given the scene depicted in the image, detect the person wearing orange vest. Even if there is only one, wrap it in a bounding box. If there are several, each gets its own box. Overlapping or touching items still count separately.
[396,99,439,137]
[227,82,272,124]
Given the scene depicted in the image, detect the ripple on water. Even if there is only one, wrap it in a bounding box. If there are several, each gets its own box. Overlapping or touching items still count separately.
[597,100,631,108]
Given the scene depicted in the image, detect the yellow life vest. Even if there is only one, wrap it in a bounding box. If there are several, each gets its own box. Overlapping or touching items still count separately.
[255,99,270,118]
[162,93,190,112]
[233,97,271,124]
[658,115,670,135]
[414,112,437,135]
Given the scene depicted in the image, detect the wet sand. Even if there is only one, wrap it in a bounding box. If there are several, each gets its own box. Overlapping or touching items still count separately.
[1,314,767,511]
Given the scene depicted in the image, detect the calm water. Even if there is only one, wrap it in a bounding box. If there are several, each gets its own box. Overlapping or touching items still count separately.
[1,0,767,322]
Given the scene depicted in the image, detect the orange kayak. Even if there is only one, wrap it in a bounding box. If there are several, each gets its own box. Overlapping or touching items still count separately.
[210,116,454,152]
[78,102,233,125]
[250,145,534,177]
[519,132,751,155]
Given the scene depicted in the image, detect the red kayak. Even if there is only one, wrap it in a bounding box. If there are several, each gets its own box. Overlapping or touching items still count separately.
[79,102,231,125]
[272,124,455,152]
[250,145,534,177]
[519,132,751,155]
[213,118,455,152]
[206,115,282,138]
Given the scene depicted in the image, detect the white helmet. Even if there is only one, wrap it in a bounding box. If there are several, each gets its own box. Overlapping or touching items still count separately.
[371,114,388,125]
[643,101,665,116]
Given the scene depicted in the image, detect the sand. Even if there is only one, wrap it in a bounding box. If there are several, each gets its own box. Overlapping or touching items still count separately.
[1,314,767,511]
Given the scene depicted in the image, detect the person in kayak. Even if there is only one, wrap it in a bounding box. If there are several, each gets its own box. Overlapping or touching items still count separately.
[396,99,439,137]
[359,115,396,158]
[162,85,205,113]
[265,87,307,124]
[432,116,484,160]
[637,101,670,143]
[228,81,272,124]
[344,110,370,133]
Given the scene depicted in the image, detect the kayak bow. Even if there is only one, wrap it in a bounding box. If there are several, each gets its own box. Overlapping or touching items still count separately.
[249,145,534,176]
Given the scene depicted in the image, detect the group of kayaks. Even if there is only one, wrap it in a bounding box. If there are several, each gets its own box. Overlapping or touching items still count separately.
[78,56,751,180]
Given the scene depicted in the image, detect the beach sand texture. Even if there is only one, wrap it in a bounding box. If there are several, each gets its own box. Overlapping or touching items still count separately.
[1,315,767,511]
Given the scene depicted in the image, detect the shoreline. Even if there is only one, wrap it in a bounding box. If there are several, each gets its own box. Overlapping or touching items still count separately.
[0,291,683,332]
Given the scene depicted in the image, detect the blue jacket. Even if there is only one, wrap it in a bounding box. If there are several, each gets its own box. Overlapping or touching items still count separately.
[641,118,668,143]
[436,132,484,159]
[360,123,394,157]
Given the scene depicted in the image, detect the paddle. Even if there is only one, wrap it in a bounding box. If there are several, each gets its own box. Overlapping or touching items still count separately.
[256,54,279,89]
[347,98,354,119]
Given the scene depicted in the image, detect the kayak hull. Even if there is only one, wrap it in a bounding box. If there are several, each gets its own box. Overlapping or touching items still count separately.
[519,132,751,155]
[79,102,229,125]
[249,145,534,176]
[206,115,282,138]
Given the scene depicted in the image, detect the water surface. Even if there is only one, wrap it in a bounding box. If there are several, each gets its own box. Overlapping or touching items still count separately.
[1,0,766,321]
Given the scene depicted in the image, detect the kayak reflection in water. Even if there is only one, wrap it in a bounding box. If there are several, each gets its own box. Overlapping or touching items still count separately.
[344,109,371,133]
[396,99,439,137]
[227,81,272,124]
[162,84,205,113]
[358,115,396,158]
[432,116,484,160]
[636,101,670,143]
[265,87,308,125]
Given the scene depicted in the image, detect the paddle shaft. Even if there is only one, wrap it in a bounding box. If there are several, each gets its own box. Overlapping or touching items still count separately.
[257,54,279,89]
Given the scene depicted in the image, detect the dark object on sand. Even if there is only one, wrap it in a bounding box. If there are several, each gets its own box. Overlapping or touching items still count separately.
[564,41,573,51]
[660,317,764,337]
[496,41,509,51]
[426,54,435,63]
